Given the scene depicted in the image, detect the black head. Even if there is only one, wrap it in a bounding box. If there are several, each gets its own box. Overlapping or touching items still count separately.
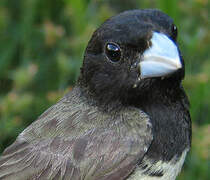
[78,9,185,107]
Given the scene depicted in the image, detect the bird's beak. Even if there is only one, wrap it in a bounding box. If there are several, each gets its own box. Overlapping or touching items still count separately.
[139,32,182,79]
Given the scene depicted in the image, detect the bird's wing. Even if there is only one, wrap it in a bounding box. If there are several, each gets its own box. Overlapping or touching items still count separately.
[0,93,153,180]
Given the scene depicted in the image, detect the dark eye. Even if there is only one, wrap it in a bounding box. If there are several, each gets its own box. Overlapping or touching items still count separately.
[171,24,178,40]
[105,43,121,62]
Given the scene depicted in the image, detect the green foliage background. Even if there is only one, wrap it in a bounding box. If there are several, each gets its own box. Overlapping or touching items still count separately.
[0,0,209,179]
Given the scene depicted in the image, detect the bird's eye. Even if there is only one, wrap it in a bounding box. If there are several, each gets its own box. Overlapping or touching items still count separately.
[105,43,121,63]
[171,24,178,40]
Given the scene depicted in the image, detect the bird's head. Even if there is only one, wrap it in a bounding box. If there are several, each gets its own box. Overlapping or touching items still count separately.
[78,9,185,107]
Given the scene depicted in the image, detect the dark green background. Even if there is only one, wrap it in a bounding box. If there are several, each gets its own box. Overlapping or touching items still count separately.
[0,0,209,179]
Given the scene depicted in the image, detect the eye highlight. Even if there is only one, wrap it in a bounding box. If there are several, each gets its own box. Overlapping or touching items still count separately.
[105,43,121,63]
[171,24,178,40]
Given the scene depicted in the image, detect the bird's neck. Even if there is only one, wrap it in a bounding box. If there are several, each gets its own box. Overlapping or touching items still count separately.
[133,80,191,161]
[77,77,185,113]
[76,84,124,113]
[129,78,184,107]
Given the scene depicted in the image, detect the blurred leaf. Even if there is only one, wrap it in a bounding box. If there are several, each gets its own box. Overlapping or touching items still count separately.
[159,0,179,22]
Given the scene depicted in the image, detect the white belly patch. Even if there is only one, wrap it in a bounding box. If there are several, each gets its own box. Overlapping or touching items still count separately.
[128,149,188,180]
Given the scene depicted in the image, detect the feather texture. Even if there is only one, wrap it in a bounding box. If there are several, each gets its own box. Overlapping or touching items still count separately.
[0,88,153,180]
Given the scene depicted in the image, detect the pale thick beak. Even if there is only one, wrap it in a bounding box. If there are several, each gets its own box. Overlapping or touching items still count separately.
[139,32,182,79]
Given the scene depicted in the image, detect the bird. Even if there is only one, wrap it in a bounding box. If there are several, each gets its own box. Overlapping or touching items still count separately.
[0,9,191,180]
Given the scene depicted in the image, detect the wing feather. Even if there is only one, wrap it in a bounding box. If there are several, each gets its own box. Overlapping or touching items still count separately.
[0,91,153,180]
